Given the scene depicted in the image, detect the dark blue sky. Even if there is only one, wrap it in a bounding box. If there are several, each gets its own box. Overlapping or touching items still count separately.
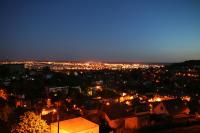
[0,0,200,62]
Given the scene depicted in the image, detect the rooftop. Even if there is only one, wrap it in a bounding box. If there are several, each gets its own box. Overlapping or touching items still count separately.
[51,117,99,133]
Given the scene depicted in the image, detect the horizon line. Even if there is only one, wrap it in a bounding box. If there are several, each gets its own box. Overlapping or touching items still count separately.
[1,59,199,64]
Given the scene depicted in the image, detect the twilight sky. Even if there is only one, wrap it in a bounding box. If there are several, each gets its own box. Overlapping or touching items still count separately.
[0,0,200,62]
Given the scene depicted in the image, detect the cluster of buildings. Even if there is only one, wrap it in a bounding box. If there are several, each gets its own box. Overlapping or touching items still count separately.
[1,60,200,132]
[41,84,200,133]
[0,61,163,71]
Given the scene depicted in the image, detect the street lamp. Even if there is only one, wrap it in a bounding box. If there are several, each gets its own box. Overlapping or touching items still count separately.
[56,101,61,133]
[41,108,57,133]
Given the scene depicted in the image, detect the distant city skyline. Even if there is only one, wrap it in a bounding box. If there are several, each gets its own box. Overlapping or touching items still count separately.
[1,0,200,63]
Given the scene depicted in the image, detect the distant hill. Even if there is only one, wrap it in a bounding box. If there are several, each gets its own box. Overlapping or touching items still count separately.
[167,60,200,69]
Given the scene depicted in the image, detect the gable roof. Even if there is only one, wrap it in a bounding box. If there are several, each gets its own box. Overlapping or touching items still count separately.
[134,103,150,114]
[101,103,134,120]
[162,99,188,115]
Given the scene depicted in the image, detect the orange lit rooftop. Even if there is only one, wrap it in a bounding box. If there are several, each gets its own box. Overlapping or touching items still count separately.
[50,117,99,133]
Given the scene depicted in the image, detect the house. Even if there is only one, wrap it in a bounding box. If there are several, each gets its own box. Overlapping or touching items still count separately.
[50,117,99,133]
[152,99,190,117]
[100,102,153,132]
[134,103,151,115]
[125,113,150,129]
[101,103,134,130]
[47,86,69,94]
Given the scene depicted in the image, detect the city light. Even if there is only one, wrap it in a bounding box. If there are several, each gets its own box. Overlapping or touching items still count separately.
[0,61,163,71]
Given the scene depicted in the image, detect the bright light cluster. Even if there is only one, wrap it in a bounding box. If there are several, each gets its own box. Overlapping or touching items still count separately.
[148,95,175,103]
[0,61,163,71]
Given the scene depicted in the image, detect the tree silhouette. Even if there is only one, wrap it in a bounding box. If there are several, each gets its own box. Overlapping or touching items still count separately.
[11,112,49,133]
